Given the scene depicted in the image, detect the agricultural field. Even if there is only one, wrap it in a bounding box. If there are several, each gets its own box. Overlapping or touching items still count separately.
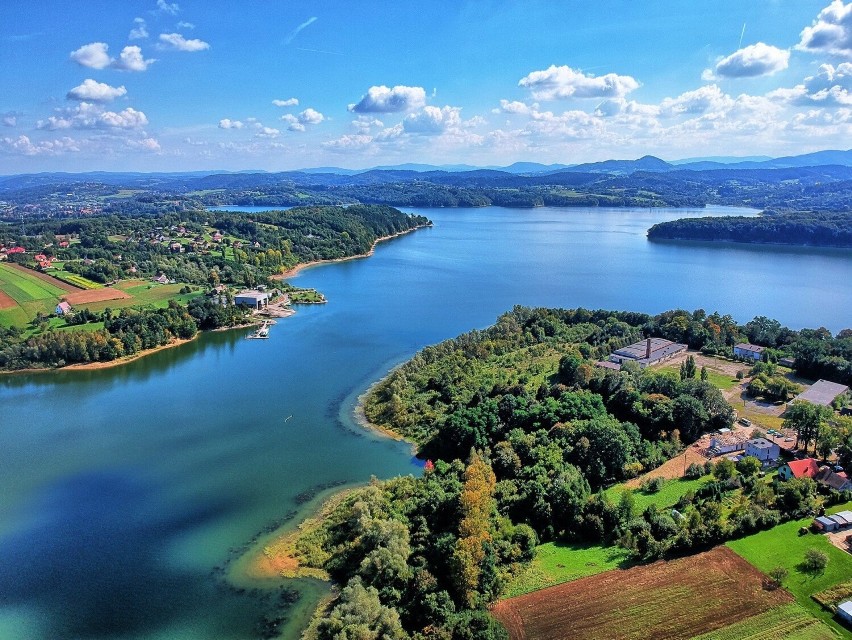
[0,262,76,326]
[606,475,713,513]
[50,270,103,290]
[491,546,792,640]
[71,280,203,313]
[727,502,852,637]
[692,603,837,640]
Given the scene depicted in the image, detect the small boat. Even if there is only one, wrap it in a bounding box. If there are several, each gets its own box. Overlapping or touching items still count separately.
[246,320,273,339]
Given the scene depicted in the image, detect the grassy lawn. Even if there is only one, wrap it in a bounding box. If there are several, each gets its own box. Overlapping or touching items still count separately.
[76,282,203,313]
[606,475,713,513]
[659,364,740,391]
[727,502,852,637]
[692,603,839,640]
[502,540,633,598]
[0,262,68,302]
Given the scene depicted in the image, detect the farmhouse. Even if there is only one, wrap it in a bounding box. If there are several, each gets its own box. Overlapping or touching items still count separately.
[815,467,852,492]
[154,274,169,284]
[778,458,820,481]
[235,290,270,310]
[608,337,687,368]
[55,301,72,315]
[734,343,765,361]
[794,379,849,407]
[744,438,781,463]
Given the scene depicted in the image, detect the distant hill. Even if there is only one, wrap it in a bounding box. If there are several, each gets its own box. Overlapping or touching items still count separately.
[556,155,673,174]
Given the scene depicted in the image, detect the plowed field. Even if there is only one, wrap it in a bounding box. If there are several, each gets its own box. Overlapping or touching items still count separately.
[63,288,131,304]
[491,546,791,640]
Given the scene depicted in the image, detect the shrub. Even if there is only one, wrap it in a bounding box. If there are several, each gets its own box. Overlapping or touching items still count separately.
[767,566,788,589]
[640,477,665,494]
[801,548,828,573]
[685,462,706,479]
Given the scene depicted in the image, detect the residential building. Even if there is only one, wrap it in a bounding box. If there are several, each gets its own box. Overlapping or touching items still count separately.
[815,467,852,492]
[744,438,781,463]
[55,301,72,315]
[778,458,820,481]
[838,600,852,626]
[734,343,765,361]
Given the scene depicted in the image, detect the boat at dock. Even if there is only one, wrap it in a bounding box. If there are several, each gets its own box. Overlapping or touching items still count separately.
[246,320,274,339]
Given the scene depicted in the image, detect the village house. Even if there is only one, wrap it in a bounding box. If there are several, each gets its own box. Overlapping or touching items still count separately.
[708,430,750,456]
[777,458,820,481]
[744,438,781,463]
[154,274,169,284]
[815,466,852,492]
[733,343,765,361]
[55,301,72,315]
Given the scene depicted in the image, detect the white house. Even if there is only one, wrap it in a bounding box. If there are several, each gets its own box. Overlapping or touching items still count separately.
[744,438,781,463]
[734,343,765,361]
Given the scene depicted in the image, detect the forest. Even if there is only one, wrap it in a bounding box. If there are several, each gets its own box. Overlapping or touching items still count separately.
[647,211,852,248]
[285,306,852,639]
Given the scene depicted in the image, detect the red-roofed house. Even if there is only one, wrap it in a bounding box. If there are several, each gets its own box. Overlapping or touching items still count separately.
[778,458,820,481]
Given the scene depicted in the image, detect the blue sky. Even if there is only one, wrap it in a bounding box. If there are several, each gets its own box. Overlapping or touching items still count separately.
[1,0,851,172]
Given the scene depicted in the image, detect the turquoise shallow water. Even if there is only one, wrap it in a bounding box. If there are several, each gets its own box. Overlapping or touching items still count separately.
[0,205,849,639]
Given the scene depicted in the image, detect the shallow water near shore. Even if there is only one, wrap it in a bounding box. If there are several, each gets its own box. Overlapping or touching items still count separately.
[0,205,850,639]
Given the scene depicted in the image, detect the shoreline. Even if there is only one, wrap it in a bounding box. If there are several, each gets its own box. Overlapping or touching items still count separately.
[274,223,431,280]
[352,372,418,454]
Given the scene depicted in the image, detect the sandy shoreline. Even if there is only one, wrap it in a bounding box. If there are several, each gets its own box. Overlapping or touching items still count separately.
[274,224,430,280]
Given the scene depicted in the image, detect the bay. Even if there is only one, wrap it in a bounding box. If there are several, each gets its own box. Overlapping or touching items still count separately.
[0,205,849,639]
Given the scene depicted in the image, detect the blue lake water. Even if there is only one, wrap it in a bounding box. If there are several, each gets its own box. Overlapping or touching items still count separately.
[0,205,850,639]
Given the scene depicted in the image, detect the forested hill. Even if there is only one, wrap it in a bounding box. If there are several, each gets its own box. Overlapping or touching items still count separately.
[647,211,852,248]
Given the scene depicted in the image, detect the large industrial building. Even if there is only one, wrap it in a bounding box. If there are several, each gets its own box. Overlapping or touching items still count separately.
[608,337,688,368]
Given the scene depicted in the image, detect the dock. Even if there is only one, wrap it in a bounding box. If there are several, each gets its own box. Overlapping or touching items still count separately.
[246,320,275,339]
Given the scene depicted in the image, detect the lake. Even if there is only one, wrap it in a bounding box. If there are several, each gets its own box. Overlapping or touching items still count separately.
[0,205,850,639]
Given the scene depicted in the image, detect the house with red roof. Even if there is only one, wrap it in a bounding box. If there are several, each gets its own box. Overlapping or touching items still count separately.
[778,458,820,481]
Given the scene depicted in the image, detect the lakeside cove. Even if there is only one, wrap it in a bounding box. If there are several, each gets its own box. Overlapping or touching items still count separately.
[1,205,850,639]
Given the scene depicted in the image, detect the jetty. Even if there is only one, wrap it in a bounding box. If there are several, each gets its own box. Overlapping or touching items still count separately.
[246,320,275,339]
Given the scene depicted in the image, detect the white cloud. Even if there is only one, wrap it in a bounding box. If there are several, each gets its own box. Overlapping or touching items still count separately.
[127,136,161,151]
[177,21,195,30]
[798,0,852,58]
[351,116,384,133]
[0,135,80,156]
[255,126,280,138]
[2,112,18,127]
[219,118,244,129]
[130,18,148,40]
[70,42,112,69]
[713,43,790,78]
[403,105,462,134]
[67,79,127,103]
[113,45,155,71]
[769,63,852,106]
[280,114,303,131]
[659,85,733,116]
[493,100,533,115]
[518,65,640,100]
[158,33,210,52]
[70,42,154,71]
[298,108,324,125]
[272,98,299,107]
[284,17,318,45]
[349,85,427,113]
[322,134,373,152]
[37,103,148,130]
[156,0,180,15]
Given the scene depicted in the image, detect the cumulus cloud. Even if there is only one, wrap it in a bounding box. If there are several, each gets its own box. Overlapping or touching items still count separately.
[177,21,195,29]
[67,79,127,103]
[798,0,852,58]
[130,17,148,40]
[156,0,180,15]
[493,100,534,115]
[298,108,324,124]
[70,42,154,71]
[403,105,462,134]
[712,42,790,78]
[322,134,373,152]
[349,85,427,113]
[659,85,733,116]
[70,42,112,69]
[127,136,161,151]
[351,116,384,133]
[0,135,80,156]
[255,126,280,138]
[218,118,244,129]
[272,98,299,107]
[769,62,852,106]
[2,112,19,127]
[518,65,640,100]
[37,103,148,130]
[158,33,210,51]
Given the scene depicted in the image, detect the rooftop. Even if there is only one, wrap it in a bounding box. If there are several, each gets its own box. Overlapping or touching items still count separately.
[611,338,687,364]
[747,438,775,449]
[786,458,820,479]
[794,379,849,407]
[735,343,765,353]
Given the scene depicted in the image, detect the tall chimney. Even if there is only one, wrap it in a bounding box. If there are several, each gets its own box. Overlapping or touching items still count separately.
[645,338,652,360]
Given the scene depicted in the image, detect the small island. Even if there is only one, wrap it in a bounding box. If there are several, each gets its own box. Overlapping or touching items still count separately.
[253,306,852,640]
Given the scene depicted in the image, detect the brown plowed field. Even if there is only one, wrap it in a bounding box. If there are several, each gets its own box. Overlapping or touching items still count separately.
[0,290,16,309]
[7,263,77,292]
[491,546,791,640]
[62,288,131,304]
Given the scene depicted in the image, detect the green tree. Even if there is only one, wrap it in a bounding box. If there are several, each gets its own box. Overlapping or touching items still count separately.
[679,355,697,381]
[316,577,408,640]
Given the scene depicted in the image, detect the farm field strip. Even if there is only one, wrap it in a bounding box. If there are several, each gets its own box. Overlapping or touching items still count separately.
[3,263,76,293]
[691,603,838,640]
[491,546,792,640]
[0,263,73,302]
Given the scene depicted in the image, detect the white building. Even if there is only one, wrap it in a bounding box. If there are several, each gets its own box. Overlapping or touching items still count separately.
[744,438,780,463]
[734,343,765,361]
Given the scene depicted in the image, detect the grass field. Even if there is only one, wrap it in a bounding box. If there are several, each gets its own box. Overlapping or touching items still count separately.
[659,364,740,391]
[727,502,852,637]
[0,263,73,327]
[492,546,792,640]
[691,603,838,640]
[502,541,633,598]
[71,281,203,313]
[606,475,713,513]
